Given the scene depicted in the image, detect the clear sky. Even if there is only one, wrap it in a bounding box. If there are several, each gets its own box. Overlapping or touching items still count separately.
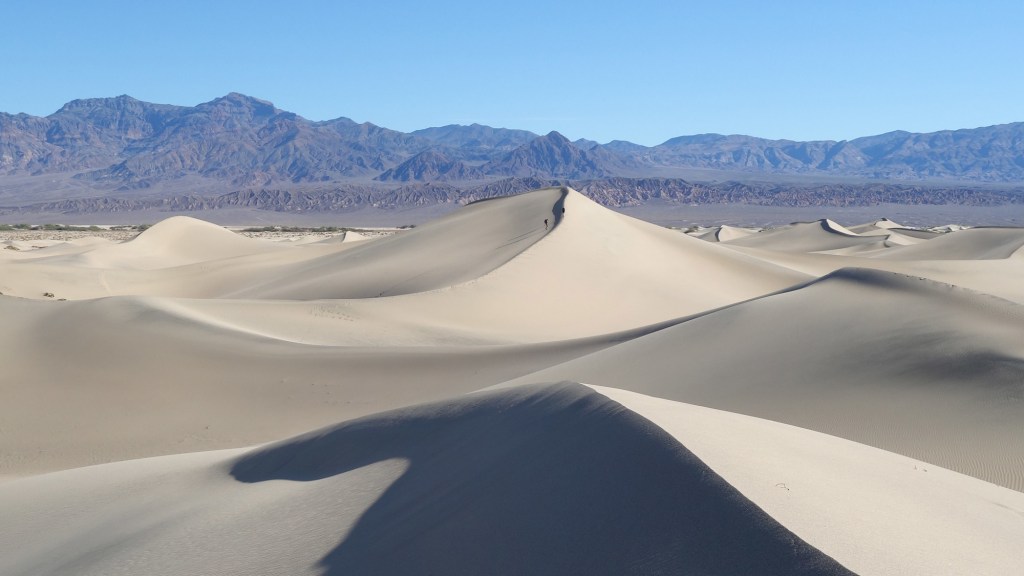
[2,0,1022,146]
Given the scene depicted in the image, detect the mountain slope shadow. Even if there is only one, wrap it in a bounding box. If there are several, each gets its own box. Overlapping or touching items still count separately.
[231,382,851,575]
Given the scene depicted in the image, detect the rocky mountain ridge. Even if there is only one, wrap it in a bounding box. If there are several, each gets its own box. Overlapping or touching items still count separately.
[1,93,1023,214]
[4,177,1019,220]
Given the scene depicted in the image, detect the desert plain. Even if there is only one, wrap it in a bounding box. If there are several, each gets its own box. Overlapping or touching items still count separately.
[1,186,1023,575]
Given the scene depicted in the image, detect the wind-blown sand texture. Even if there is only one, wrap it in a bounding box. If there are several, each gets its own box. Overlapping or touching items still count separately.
[1,186,1022,575]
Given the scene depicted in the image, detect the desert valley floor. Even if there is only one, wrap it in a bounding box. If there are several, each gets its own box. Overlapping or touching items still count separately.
[1,187,1023,575]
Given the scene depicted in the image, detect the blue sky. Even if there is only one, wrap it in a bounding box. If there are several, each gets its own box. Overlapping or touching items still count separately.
[2,0,1022,145]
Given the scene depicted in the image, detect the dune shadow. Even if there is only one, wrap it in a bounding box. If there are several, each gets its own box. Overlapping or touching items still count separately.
[551,185,568,229]
[232,382,852,575]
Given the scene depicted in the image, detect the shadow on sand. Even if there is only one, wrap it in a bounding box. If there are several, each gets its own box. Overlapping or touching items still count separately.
[231,381,852,576]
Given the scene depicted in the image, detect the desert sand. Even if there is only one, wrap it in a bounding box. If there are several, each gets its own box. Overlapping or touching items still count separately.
[1,186,1022,574]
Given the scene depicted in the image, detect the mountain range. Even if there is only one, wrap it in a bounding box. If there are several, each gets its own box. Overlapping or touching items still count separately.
[1,92,1023,213]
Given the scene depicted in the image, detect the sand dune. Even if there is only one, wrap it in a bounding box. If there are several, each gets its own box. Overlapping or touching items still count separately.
[0,188,807,474]
[0,240,352,300]
[0,294,679,476]
[227,187,806,326]
[0,236,117,259]
[226,188,568,299]
[3,382,1020,575]
[724,219,882,252]
[501,268,1024,490]
[2,188,806,339]
[723,217,955,257]
[697,224,758,242]
[846,217,904,234]
[844,218,942,240]
[336,229,372,243]
[721,229,1024,304]
[810,229,927,256]
[42,216,288,270]
[0,383,854,576]
[597,386,1024,575]
[868,226,1024,260]
[348,188,805,340]
[2,186,1023,574]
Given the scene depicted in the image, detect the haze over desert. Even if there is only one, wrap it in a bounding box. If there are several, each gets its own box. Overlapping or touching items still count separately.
[1,186,1023,574]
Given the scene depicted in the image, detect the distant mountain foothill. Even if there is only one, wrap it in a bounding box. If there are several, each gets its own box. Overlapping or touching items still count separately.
[1,92,1022,213]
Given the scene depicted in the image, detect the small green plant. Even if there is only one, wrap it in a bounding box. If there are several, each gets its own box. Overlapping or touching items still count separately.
[22,224,101,232]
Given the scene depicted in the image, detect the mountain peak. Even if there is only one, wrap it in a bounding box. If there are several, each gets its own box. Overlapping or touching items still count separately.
[195,93,280,121]
[482,130,619,178]
[206,92,278,112]
[221,92,272,104]
[542,130,571,144]
[53,94,144,115]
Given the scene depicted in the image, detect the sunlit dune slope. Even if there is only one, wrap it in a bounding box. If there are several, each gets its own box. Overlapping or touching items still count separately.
[502,268,1024,490]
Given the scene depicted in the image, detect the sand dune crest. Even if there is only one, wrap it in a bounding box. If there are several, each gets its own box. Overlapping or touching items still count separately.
[0,383,852,576]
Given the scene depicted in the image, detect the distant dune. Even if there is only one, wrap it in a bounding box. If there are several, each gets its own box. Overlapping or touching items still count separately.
[1,187,1022,574]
